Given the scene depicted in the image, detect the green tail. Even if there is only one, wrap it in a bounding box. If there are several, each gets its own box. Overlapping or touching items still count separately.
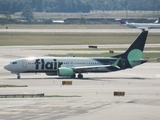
[114,31,148,68]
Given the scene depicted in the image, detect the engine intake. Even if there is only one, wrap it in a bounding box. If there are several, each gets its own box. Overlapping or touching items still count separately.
[58,67,74,76]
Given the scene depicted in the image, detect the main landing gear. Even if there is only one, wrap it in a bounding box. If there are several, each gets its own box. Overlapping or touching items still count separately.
[78,73,83,79]
[71,73,83,79]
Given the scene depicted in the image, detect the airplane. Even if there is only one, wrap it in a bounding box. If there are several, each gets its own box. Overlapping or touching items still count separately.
[52,20,64,24]
[117,19,160,30]
[4,31,148,79]
[154,19,159,24]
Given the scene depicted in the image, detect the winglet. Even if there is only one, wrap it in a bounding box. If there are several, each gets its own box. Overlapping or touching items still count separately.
[112,58,121,69]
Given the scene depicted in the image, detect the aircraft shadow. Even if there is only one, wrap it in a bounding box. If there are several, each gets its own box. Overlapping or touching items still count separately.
[5,77,146,81]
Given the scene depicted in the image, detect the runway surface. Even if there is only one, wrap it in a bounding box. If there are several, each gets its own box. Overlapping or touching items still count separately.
[0,45,160,120]
[0,29,160,33]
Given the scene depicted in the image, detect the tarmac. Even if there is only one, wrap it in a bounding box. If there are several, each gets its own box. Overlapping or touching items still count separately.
[0,45,160,120]
[0,29,160,33]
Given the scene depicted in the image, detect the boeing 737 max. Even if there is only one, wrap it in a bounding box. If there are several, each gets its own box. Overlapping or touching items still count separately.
[4,31,148,79]
[117,19,160,30]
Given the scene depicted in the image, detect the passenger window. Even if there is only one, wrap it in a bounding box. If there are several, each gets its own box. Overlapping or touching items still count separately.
[12,62,17,64]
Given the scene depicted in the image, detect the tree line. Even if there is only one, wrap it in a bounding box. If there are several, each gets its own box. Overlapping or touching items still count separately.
[0,0,160,14]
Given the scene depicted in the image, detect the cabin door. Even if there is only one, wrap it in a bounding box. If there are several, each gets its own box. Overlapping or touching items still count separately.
[22,60,27,68]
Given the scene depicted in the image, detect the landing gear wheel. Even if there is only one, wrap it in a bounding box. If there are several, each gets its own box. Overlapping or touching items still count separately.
[71,73,76,78]
[17,74,20,79]
[78,74,83,79]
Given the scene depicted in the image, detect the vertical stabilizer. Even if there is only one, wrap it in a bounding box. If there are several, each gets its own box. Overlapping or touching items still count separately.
[119,19,127,24]
[114,31,148,60]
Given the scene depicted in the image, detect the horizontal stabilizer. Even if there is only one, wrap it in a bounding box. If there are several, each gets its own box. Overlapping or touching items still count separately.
[132,59,148,63]
[112,58,120,69]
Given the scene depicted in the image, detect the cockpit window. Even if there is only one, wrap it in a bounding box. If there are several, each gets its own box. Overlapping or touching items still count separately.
[12,62,17,64]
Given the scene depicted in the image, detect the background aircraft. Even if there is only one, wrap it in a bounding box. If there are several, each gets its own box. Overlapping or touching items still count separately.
[4,31,148,79]
[117,19,160,30]
[154,19,159,23]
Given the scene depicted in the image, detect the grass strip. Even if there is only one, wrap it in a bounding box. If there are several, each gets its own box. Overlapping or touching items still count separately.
[48,52,160,58]
[0,85,27,87]
[0,94,80,98]
[47,52,160,62]
[0,32,160,46]
[38,47,160,51]
[44,95,81,97]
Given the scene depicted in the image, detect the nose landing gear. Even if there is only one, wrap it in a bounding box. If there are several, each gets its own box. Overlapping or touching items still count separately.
[17,74,21,79]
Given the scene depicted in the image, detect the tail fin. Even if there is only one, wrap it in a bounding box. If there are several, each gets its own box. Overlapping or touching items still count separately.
[119,19,126,24]
[154,19,159,23]
[114,31,148,67]
[115,19,127,25]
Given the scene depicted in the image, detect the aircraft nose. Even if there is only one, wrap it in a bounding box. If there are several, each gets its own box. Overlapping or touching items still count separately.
[4,64,11,71]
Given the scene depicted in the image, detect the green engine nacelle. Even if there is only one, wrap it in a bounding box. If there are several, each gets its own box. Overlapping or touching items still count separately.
[58,67,74,76]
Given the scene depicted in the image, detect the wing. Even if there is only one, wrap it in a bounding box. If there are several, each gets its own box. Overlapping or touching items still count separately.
[137,27,149,30]
[72,58,121,72]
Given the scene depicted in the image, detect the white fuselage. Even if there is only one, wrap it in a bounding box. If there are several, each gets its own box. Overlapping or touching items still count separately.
[123,23,160,29]
[4,57,117,74]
